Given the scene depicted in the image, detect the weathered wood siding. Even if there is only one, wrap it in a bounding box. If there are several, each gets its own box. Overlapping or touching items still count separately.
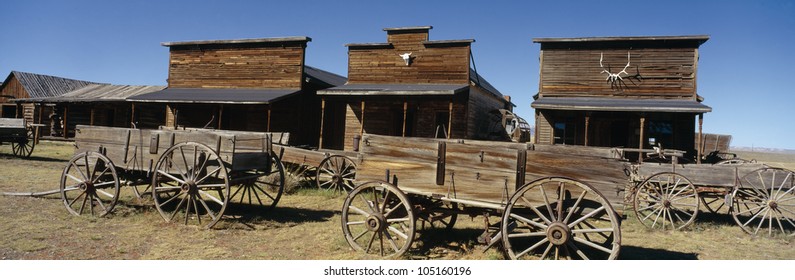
[347,30,470,84]
[535,110,553,144]
[167,42,306,89]
[467,86,509,140]
[539,48,698,99]
[0,76,27,103]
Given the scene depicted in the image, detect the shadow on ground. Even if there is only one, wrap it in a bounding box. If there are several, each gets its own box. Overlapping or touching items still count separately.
[619,246,698,260]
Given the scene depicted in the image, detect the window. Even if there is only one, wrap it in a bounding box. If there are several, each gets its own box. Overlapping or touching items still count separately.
[553,121,577,145]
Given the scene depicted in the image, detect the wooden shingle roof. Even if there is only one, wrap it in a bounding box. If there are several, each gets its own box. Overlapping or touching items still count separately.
[3,71,99,99]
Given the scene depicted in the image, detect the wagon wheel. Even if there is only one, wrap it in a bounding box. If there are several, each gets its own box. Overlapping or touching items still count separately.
[316,155,357,193]
[501,177,621,260]
[228,153,285,213]
[341,181,415,258]
[731,167,795,237]
[716,158,749,165]
[132,180,152,200]
[700,194,727,214]
[60,151,120,217]
[416,200,458,231]
[151,142,230,229]
[11,126,35,158]
[633,172,699,230]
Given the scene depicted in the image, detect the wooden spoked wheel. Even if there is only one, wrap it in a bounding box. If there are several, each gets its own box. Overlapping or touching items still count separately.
[151,142,230,229]
[228,153,285,212]
[716,158,749,165]
[11,127,35,158]
[700,194,728,214]
[132,180,151,200]
[316,155,357,193]
[60,152,120,217]
[634,172,699,230]
[501,177,621,260]
[731,167,795,237]
[416,200,458,231]
[341,181,415,258]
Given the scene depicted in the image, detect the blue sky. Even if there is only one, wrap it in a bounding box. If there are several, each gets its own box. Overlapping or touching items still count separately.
[1,0,793,149]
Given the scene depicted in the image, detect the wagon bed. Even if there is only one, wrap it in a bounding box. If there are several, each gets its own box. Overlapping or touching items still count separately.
[628,154,795,237]
[341,133,627,259]
[58,125,289,228]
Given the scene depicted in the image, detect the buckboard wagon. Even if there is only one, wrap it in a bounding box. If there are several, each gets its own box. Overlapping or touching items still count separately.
[628,155,795,236]
[340,133,630,259]
[59,125,288,228]
[0,118,39,157]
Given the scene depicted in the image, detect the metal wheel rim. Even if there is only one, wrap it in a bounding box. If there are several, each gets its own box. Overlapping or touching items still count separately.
[60,152,120,217]
[316,155,357,193]
[341,181,415,258]
[634,172,699,230]
[502,177,621,260]
[732,167,795,237]
[11,128,35,158]
[229,153,285,212]
[151,142,230,229]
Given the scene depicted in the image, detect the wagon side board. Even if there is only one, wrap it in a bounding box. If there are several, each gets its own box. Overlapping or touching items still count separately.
[356,134,631,209]
[632,162,769,188]
[75,125,290,172]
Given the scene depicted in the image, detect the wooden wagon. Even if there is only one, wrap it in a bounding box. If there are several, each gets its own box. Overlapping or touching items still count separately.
[0,118,38,157]
[271,145,359,192]
[628,151,795,237]
[340,133,629,259]
[59,125,288,228]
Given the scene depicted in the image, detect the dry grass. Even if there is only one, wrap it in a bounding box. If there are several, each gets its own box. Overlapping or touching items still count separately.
[0,141,793,260]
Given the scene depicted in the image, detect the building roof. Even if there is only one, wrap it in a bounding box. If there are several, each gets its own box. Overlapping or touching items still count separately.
[318,84,468,96]
[533,35,709,49]
[128,87,301,104]
[2,71,99,99]
[162,36,312,47]
[22,84,166,102]
[531,97,712,113]
[383,26,433,32]
[304,65,346,87]
[533,35,710,44]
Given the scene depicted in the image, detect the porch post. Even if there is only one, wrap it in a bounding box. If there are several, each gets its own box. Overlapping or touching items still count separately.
[360,101,365,136]
[697,113,703,164]
[217,105,224,129]
[130,103,135,128]
[319,98,326,149]
[584,113,590,146]
[63,105,69,139]
[266,106,271,132]
[638,115,645,163]
[447,101,453,139]
[402,101,407,137]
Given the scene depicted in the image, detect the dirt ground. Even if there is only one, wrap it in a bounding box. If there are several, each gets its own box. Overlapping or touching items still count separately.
[0,141,794,260]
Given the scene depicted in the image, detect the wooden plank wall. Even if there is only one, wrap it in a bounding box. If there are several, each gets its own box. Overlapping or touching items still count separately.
[467,87,510,140]
[167,42,305,89]
[535,110,553,144]
[539,48,698,99]
[0,76,27,103]
[347,30,470,84]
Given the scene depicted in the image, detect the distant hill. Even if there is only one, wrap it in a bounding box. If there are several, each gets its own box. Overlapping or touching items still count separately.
[731,146,795,155]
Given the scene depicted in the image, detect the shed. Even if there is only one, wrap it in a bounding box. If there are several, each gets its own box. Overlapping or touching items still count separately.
[0,71,99,136]
[317,26,513,151]
[531,35,712,162]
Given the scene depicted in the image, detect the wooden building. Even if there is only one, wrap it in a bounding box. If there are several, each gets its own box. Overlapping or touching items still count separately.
[0,71,98,136]
[531,36,712,161]
[129,37,345,147]
[20,84,165,137]
[317,26,513,151]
